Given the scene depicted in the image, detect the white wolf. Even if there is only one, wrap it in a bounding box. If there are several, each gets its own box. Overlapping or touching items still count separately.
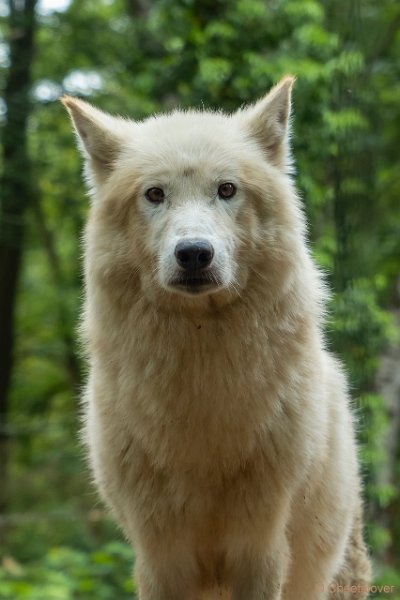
[63,76,371,600]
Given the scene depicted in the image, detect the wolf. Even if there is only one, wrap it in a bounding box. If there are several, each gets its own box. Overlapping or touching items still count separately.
[62,77,371,599]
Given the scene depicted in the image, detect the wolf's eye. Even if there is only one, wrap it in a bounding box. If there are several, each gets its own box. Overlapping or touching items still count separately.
[218,182,236,200]
[145,187,165,204]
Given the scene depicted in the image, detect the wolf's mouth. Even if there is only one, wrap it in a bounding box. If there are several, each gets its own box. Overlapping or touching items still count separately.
[170,273,221,294]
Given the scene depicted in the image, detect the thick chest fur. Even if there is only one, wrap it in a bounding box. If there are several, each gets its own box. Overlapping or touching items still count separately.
[88,297,324,487]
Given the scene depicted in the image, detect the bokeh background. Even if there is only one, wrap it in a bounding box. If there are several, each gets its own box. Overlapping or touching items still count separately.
[0,0,399,598]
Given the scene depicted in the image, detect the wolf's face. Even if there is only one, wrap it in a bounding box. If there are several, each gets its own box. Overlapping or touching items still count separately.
[63,77,302,310]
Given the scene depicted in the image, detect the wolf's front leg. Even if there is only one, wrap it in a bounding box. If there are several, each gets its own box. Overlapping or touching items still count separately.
[230,544,288,600]
[134,548,200,600]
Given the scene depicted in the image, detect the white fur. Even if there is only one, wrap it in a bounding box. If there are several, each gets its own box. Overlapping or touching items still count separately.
[62,77,371,600]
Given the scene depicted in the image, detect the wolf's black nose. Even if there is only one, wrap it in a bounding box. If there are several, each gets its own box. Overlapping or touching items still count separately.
[175,240,214,271]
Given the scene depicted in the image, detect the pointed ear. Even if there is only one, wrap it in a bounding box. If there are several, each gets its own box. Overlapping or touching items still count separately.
[61,96,127,183]
[240,75,295,170]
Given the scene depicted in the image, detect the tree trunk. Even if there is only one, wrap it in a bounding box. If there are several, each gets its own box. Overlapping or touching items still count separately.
[31,197,82,390]
[0,0,37,514]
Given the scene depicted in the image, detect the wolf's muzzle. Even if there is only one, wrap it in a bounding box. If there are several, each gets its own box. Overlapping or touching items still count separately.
[174,239,214,271]
[170,239,219,294]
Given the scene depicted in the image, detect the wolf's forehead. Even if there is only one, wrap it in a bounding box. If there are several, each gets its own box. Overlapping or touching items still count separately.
[143,109,232,135]
[132,150,240,186]
[135,112,239,152]
[126,113,244,179]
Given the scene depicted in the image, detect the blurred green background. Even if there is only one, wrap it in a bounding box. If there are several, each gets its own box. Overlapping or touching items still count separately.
[0,0,399,598]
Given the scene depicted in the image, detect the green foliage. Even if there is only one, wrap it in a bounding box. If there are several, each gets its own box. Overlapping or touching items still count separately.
[328,280,394,390]
[374,567,400,600]
[0,542,135,600]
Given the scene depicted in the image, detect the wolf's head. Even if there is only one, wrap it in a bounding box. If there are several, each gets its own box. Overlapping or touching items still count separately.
[63,77,314,313]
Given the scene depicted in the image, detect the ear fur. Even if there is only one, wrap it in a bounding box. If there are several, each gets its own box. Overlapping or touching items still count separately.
[241,75,295,170]
[61,96,127,183]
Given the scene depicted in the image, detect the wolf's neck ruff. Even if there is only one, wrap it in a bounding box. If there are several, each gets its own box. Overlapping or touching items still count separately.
[84,262,322,478]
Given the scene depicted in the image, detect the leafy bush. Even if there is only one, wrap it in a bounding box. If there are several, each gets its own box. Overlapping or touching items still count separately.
[0,543,135,600]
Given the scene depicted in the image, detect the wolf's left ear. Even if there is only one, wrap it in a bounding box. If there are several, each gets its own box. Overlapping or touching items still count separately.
[61,96,128,184]
[240,75,295,170]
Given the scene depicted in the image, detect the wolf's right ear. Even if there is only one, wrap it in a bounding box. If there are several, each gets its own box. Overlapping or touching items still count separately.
[61,96,126,183]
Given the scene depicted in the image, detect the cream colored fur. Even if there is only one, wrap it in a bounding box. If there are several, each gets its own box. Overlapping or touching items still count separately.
[62,77,371,600]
